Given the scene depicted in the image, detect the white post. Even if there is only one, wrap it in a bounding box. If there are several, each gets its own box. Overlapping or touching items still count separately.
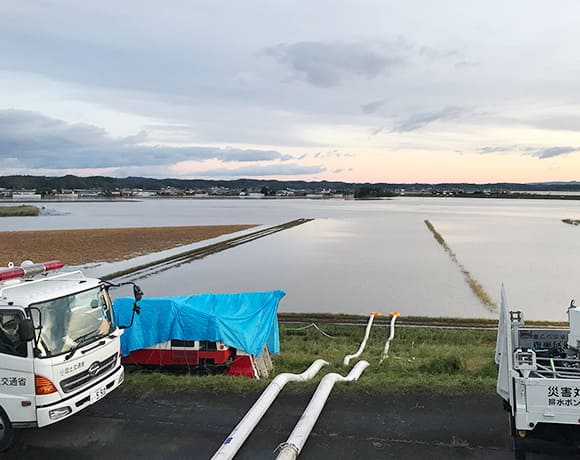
[211,359,329,460]
[275,360,370,460]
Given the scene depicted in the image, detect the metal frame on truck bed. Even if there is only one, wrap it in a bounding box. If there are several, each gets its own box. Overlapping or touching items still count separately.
[496,287,580,459]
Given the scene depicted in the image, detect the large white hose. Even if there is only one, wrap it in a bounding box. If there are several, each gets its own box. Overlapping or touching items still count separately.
[211,359,329,460]
[343,312,380,366]
[379,312,400,364]
[275,360,370,460]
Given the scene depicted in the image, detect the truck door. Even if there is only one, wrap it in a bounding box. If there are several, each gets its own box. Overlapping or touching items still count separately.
[0,310,36,424]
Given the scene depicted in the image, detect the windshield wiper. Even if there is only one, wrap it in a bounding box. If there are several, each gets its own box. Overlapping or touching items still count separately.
[73,330,101,344]
[64,331,104,360]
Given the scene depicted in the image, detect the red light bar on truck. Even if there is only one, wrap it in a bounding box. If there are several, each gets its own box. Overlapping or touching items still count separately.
[0,260,65,282]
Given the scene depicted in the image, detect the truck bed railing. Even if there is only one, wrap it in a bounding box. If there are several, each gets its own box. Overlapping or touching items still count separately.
[532,357,580,379]
[514,350,580,379]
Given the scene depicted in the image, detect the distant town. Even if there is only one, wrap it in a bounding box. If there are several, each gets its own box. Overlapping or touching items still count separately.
[2,175,580,200]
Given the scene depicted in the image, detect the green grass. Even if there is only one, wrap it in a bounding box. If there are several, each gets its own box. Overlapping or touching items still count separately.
[122,323,499,396]
[0,205,39,217]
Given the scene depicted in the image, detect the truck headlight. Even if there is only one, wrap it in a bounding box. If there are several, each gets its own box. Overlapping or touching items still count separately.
[49,406,72,420]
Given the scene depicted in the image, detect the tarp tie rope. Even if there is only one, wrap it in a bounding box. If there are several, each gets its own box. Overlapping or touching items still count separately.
[286,323,334,338]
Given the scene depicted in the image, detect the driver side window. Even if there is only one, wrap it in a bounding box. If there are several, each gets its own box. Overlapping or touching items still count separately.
[0,311,27,357]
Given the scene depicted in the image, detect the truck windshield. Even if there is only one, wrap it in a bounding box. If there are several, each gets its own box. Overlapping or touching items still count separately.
[30,286,115,358]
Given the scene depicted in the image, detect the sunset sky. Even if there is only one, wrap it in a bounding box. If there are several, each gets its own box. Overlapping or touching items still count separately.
[1,1,580,183]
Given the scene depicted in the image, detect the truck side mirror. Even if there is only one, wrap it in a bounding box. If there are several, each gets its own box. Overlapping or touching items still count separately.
[18,318,35,342]
[133,284,143,301]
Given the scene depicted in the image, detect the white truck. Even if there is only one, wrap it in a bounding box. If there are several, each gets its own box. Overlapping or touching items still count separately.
[496,287,580,459]
[0,260,142,450]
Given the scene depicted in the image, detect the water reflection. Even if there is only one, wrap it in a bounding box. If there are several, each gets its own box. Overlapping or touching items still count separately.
[5,197,580,320]
[112,210,491,320]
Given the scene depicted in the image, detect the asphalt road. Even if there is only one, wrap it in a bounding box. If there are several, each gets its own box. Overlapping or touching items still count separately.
[5,390,578,459]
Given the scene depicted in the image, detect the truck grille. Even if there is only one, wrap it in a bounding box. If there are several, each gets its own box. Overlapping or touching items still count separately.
[60,353,118,393]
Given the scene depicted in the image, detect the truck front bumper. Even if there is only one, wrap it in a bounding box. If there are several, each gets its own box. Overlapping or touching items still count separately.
[36,365,124,428]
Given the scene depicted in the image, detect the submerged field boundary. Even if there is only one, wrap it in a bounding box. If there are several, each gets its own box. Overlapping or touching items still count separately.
[0,204,39,217]
[424,220,497,313]
[103,218,313,281]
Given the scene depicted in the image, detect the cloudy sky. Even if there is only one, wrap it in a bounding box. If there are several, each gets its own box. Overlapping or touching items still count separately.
[1,1,580,183]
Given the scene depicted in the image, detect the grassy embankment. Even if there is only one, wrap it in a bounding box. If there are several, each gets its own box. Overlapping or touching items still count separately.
[123,322,499,396]
[0,205,39,217]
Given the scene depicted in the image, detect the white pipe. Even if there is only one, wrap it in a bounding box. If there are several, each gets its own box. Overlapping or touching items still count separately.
[379,311,400,364]
[211,359,329,460]
[343,312,380,366]
[275,360,370,460]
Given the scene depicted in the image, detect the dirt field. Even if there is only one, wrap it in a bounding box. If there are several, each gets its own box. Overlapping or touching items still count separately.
[0,225,256,266]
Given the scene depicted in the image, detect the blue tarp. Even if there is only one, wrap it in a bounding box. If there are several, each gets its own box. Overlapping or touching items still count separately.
[113,290,285,357]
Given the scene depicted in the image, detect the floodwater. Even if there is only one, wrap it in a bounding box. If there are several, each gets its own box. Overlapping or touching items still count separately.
[3,197,580,321]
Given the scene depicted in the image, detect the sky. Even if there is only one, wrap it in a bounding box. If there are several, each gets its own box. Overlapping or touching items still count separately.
[1,1,580,183]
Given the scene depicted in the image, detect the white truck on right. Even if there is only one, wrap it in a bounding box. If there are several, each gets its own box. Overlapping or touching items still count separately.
[496,286,580,458]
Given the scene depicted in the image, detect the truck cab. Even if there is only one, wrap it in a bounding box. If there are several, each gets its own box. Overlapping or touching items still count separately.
[0,261,129,450]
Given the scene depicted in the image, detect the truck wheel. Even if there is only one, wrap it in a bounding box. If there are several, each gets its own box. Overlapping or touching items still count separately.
[0,407,15,452]
[513,435,526,460]
[509,414,526,460]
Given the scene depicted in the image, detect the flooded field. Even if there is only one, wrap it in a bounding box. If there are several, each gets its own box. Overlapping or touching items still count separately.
[3,197,580,320]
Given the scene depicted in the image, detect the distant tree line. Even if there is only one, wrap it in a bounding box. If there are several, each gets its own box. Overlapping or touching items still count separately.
[0,175,357,194]
[1,175,580,194]
[354,187,397,198]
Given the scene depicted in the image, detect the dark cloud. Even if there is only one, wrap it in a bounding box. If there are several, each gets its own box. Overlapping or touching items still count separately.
[0,110,292,169]
[479,144,580,159]
[479,145,515,154]
[535,146,579,159]
[263,38,464,89]
[369,127,385,136]
[298,150,354,160]
[264,40,407,88]
[393,106,465,132]
[361,99,385,114]
[193,164,326,177]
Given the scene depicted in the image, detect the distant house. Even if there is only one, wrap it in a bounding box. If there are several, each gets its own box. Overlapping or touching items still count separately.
[77,189,101,198]
[55,189,79,199]
[133,190,157,197]
[12,190,41,200]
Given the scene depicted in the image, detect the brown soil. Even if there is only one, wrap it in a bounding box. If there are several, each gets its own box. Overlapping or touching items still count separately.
[0,225,256,266]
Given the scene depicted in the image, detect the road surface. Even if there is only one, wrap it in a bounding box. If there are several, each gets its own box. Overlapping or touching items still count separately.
[5,390,577,459]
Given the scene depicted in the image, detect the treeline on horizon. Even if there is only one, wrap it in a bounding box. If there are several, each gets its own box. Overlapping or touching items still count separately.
[1,174,580,193]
